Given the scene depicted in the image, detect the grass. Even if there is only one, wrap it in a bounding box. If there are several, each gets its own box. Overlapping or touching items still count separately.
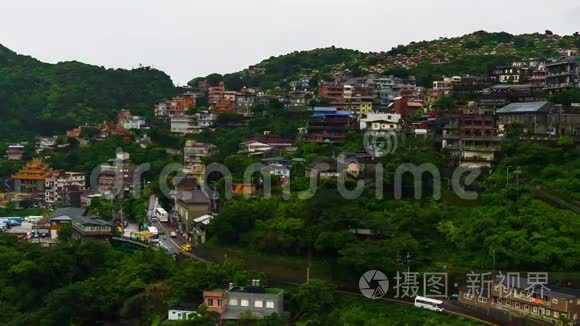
[196,241,347,286]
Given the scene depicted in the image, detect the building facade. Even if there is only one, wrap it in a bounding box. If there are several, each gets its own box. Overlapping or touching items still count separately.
[545,56,580,93]
[459,276,580,325]
[12,160,51,193]
[44,171,86,208]
[203,281,284,322]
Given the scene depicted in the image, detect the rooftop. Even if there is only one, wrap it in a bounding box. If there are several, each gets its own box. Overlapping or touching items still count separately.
[496,101,552,114]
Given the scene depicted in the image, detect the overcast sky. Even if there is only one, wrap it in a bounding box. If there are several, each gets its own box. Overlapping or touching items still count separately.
[1,0,579,85]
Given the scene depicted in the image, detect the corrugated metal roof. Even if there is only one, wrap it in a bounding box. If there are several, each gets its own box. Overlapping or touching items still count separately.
[496,101,551,113]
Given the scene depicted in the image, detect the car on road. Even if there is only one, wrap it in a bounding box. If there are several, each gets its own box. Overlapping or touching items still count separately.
[180,244,192,252]
[170,231,177,238]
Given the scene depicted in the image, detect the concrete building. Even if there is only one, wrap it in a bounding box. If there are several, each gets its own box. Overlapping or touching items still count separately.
[174,177,212,241]
[183,140,215,183]
[121,116,147,130]
[35,136,58,153]
[359,112,402,132]
[203,281,285,322]
[545,56,580,93]
[168,304,198,321]
[442,113,501,170]
[154,93,196,118]
[318,82,345,108]
[208,81,225,104]
[6,144,24,161]
[96,152,137,195]
[496,101,557,135]
[190,214,214,245]
[44,171,86,208]
[239,135,294,156]
[304,107,352,144]
[170,115,197,134]
[49,207,112,240]
[459,276,580,325]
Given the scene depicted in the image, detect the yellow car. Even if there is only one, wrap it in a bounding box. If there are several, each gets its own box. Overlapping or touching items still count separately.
[180,244,192,252]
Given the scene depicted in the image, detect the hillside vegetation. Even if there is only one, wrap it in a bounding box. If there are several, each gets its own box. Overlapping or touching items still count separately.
[196,31,580,89]
[0,44,175,141]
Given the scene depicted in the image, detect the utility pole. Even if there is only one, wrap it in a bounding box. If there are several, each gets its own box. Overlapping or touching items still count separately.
[306,249,311,283]
[405,252,412,275]
[491,248,496,274]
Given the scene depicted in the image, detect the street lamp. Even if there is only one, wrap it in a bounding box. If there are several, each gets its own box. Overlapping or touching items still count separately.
[506,166,512,187]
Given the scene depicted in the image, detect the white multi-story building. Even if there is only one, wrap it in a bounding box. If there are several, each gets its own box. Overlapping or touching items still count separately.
[170,115,197,134]
[35,136,58,153]
[183,140,215,183]
[359,112,402,132]
[195,111,216,129]
[121,116,147,130]
[45,171,86,207]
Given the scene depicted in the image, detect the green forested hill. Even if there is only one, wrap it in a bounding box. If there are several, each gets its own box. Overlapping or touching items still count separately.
[194,31,580,90]
[2,30,579,141]
[0,44,176,140]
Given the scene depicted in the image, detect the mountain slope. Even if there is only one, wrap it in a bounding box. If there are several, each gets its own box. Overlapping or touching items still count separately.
[0,44,176,141]
[195,31,580,90]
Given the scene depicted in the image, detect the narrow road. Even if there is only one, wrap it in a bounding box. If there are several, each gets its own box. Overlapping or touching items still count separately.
[529,186,580,214]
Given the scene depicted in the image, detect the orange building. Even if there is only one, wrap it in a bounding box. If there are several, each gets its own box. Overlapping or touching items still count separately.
[211,99,236,114]
[232,183,257,197]
[208,82,225,104]
[202,289,227,315]
[12,160,52,193]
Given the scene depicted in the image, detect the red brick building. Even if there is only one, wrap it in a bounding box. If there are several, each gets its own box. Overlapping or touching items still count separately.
[318,82,344,108]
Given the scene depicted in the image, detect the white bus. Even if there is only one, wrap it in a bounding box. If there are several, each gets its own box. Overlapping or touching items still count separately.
[156,207,169,223]
[148,226,160,243]
[414,296,443,312]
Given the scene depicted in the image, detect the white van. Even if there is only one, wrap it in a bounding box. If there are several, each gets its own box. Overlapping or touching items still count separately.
[414,296,444,312]
[155,207,169,223]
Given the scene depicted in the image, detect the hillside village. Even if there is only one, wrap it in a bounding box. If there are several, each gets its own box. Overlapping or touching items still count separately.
[1,30,580,325]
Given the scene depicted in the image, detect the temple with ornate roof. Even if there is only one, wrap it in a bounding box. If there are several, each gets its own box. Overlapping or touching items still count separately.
[12,160,52,193]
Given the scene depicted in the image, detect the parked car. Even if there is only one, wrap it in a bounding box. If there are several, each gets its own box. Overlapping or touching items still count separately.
[170,231,177,238]
[180,244,192,252]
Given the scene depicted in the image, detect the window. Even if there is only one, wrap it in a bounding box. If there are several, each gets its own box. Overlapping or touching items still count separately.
[478,297,488,303]
[506,300,511,306]
[217,299,223,307]
[545,309,551,316]
[207,298,213,307]
[552,298,558,304]
[254,300,263,308]
[229,298,238,306]
[532,306,538,314]
[524,304,529,311]
[241,299,249,307]
[496,298,502,304]
[515,302,520,308]
[554,312,559,318]
[266,300,275,309]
